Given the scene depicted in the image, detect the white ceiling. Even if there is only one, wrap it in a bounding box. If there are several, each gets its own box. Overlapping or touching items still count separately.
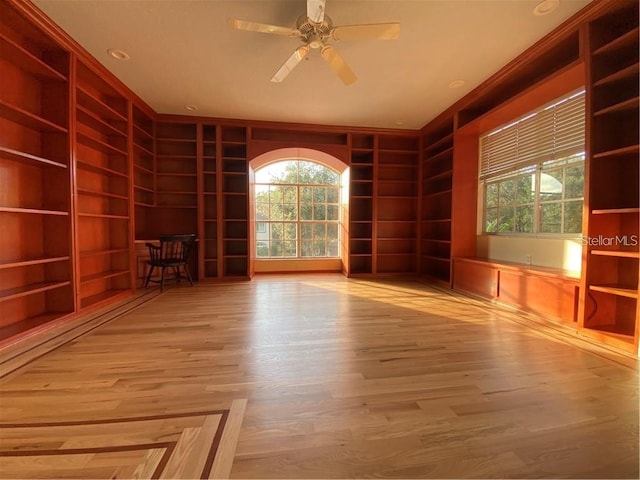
[33,0,591,130]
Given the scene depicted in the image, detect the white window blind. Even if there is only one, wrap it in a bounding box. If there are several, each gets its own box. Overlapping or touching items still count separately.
[479,90,585,180]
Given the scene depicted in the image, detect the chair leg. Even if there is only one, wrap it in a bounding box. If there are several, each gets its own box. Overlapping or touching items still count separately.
[184,264,194,286]
[144,265,154,288]
[174,266,180,283]
[160,266,166,292]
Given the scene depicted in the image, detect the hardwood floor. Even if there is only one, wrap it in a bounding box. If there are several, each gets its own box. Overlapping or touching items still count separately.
[0,274,638,478]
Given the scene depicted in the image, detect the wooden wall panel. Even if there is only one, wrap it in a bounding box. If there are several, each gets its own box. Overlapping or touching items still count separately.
[453,259,498,298]
[500,270,578,323]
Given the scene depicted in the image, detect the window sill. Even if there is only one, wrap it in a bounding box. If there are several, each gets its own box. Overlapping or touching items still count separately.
[254,258,342,273]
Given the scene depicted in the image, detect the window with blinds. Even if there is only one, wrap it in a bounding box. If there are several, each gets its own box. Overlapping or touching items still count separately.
[480,89,585,180]
[480,89,586,235]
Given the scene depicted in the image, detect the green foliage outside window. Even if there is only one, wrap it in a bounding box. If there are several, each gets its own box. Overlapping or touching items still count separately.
[255,160,341,258]
[484,156,584,235]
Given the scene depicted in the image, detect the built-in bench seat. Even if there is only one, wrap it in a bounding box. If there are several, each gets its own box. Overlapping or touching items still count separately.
[453,257,580,324]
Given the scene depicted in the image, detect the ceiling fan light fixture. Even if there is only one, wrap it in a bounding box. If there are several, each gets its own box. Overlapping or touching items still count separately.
[309,36,323,49]
[533,0,560,16]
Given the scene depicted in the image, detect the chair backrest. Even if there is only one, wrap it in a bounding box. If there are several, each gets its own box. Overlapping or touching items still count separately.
[158,234,196,262]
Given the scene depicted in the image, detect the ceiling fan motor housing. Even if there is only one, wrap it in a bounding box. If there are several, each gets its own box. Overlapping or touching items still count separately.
[297,14,333,47]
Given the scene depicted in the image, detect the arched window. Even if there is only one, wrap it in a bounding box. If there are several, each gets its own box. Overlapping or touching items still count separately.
[254,159,341,258]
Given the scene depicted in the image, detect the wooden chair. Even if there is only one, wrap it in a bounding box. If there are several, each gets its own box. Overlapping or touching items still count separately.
[144,234,196,292]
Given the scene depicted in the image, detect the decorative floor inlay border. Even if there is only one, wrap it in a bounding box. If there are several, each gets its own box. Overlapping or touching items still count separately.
[0,399,247,479]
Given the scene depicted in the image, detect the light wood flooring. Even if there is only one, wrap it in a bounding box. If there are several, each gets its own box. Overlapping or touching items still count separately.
[0,274,638,478]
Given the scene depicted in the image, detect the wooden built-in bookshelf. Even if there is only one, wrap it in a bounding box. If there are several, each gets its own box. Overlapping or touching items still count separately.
[201,124,219,279]
[74,59,131,310]
[579,1,639,354]
[145,120,199,279]
[420,120,454,284]
[132,105,155,209]
[0,1,74,340]
[375,134,419,274]
[348,133,375,275]
[221,126,249,278]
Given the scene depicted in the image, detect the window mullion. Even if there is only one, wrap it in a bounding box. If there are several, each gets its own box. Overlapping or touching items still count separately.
[297,185,301,257]
[560,166,566,234]
[534,165,541,233]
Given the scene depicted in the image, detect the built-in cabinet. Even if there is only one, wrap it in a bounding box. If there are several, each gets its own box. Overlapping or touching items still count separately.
[220,126,249,278]
[0,0,73,338]
[74,59,131,310]
[345,133,419,276]
[134,122,250,280]
[201,124,218,279]
[453,257,580,324]
[348,134,375,274]
[376,135,419,274]
[141,120,199,279]
[580,1,639,353]
[132,105,154,210]
[419,120,454,283]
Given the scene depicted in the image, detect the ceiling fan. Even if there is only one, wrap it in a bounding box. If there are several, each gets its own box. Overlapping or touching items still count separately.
[228,0,400,86]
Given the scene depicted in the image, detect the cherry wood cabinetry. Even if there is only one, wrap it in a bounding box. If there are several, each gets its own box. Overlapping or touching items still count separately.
[201,124,219,279]
[155,122,198,212]
[419,120,454,284]
[375,135,419,274]
[73,60,131,309]
[131,105,155,286]
[0,1,73,339]
[454,258,579,324]
[348,134,375,275]
[580,1,639,353]
[143,120,199,278]
[132,105,154,210]
[221,126,249,278]
[346,133,420,276]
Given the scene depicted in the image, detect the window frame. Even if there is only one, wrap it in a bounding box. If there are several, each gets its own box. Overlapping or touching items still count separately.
[254,160,341,259]
[479,89,586,237]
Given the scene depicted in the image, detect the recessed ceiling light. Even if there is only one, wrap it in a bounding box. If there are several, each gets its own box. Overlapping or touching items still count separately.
[107,49,130,60]
[449,80,466,89]
[185,105,198,111]
[395,120,405,126]
[533,0,559,16]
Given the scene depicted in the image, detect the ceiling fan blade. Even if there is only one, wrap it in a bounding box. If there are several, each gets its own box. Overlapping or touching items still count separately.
[307,0,326,23]
[320,45,357,86]
[271,46,309,83]
[228,18,300,37]
[331,23,400,41]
